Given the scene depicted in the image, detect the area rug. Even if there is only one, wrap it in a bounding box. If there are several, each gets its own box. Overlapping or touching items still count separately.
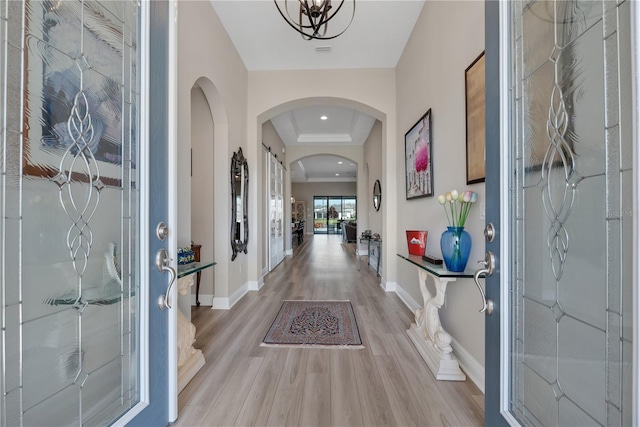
[262,300,363,348]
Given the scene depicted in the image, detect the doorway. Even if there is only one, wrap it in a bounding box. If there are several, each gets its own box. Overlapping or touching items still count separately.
[313,196,357,235]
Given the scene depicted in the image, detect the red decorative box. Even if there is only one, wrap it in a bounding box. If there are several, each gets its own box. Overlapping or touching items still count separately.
[406,230,428,256]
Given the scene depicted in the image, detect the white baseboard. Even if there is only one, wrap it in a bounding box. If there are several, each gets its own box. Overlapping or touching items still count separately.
[211,282,249,310]
[191,293,214,306]
[285,249,293,256]
[394,282,485,393]
[357,248,368,257]
[262,266,269,276]
[229,282,249,308]
[211,297,229,310]
[380,278,396,293]
[451,337,485,393]
[248,276,265,291]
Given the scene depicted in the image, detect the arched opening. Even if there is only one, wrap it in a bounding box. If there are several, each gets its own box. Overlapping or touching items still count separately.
[255,98,385,277]
[189,83,215,307]
[290,153,358,239]
[178,76,230,308]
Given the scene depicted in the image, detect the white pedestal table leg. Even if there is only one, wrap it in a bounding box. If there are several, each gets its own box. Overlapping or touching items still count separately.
[407,269,466,381]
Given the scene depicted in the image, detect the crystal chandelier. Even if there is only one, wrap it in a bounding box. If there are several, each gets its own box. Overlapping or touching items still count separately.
[274,0,356,40]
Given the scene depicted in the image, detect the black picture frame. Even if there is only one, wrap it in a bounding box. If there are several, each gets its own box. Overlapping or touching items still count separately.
[405,109,433,199]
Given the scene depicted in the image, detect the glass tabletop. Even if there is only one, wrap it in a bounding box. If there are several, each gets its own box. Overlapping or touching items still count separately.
[177,261,216,278]
[397,253,476,278]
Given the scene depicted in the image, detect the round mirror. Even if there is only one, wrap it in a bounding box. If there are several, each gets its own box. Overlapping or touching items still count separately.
[373,179,381,211]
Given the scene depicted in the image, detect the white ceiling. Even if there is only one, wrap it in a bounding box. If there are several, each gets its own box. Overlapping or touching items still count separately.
[271,105,376,146]
[210,0,426,71]
[210,0,426,182]
[290,154,358,183]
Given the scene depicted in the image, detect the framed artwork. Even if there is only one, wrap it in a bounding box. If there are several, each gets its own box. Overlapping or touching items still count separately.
[405,109,433,199]
[465,51,486,184]
[23,1,130,187]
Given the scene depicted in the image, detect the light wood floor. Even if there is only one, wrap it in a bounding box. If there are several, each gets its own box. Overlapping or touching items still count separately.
[174,234,484,427]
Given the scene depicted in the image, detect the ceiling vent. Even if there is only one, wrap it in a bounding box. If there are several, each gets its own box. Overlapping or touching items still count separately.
[315,46,332,53]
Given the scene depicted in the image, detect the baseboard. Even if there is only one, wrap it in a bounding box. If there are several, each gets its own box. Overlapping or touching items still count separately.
[191,293,214,306]
[229,282,249,308]
[394,283,421,313]
[357,248,368,257]
[285,249,293,256]
[452,337,485,393]
[380,278,396,293]
[262,266,269,276]
[248,276,265,291]
[211,297,229,310]
[211,282,249,310]
[394,282,485,393]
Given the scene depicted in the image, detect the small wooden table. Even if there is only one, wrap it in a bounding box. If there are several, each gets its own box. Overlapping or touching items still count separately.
[397,253,476,381]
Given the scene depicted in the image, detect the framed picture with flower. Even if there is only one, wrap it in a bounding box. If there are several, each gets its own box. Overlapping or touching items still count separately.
[405,109,433,199]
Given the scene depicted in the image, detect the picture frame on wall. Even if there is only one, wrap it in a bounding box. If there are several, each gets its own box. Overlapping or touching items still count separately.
[405,109,433,199]
[465,51,486,184]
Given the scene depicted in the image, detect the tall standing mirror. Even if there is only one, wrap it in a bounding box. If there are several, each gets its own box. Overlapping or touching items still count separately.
[231,148,249,260]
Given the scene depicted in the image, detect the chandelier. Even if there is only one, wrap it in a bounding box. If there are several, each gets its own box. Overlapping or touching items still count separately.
[274,0,356,40]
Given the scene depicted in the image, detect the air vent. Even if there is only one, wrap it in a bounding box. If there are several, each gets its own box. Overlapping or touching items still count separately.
[315,46,332,53]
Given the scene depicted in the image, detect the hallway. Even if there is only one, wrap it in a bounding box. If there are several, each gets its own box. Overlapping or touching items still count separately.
[175,235,484,426]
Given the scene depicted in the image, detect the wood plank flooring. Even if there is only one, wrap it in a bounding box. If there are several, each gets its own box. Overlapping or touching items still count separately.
[174,234,484,427]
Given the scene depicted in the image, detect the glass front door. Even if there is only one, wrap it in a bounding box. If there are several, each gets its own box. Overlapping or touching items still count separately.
[0,1,171,424]
[485,1,635,425]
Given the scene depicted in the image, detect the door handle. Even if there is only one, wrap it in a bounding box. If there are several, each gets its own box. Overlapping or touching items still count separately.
[156,248,176,310]
[473,251,495,315]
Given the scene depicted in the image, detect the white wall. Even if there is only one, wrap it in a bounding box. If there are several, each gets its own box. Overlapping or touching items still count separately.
[396,1,486,368]
[178,1,248,304]
[364,120,383,236]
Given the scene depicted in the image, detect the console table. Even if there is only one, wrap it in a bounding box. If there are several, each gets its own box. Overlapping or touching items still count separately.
[359,236,381,276]
[397,253,476,381]
[178,260,215,306]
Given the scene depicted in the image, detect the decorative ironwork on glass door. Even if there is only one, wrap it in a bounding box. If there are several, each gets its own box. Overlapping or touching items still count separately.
[1,1,141,425]
[509,1,633,425]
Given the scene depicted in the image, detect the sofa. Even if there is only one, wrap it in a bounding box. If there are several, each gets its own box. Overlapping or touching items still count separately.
[342,221,357,243]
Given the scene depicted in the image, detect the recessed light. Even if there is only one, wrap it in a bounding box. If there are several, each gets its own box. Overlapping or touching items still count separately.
[335,173,339,176]
[338,161,343,164]
[321,115,328,120]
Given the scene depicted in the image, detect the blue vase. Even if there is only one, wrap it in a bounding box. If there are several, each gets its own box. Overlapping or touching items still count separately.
[440,226,472,272]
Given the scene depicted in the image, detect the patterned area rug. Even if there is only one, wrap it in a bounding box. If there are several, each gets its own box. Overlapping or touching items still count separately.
[262,300,363,348]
